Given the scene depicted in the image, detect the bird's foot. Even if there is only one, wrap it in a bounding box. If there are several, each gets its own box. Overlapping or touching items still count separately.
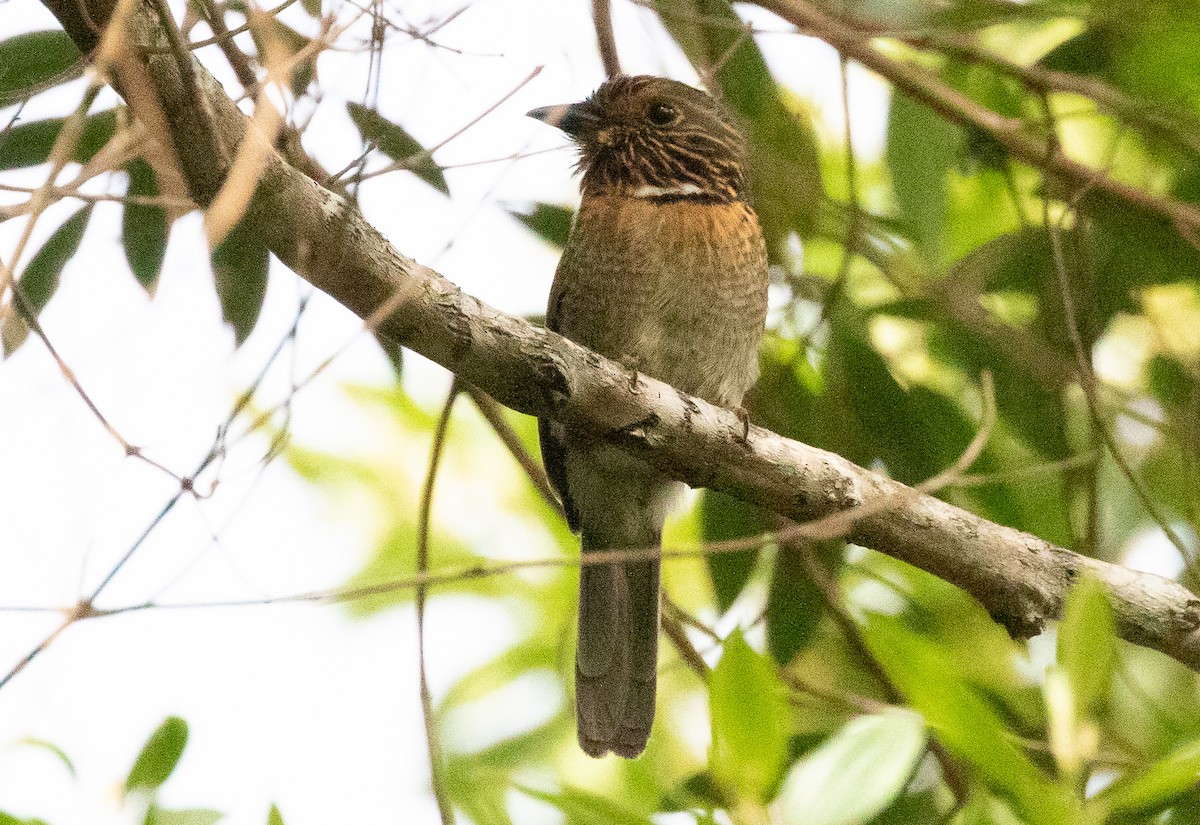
[619,355,642,391]
[734,406,751,444]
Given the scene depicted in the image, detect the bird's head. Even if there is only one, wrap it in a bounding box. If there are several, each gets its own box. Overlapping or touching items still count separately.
[528,75,748,201]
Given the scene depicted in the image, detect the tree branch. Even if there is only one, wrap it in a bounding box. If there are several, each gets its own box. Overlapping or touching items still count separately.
[755,0,1200,245]
[40,0,1200,670]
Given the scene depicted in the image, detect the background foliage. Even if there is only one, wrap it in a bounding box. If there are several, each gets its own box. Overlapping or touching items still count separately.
[2,0,1200,822]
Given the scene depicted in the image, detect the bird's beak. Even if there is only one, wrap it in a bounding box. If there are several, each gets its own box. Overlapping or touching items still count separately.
[526,100,599,138]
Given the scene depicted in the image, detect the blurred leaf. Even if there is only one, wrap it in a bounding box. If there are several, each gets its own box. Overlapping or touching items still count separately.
[668,772,727,811]
[16,738,76,778]
[266,805,283,825]
[855,0,1071,30]
[299,0,321,15]
[337,520,496,616]
[250,18,315,93]
[439,637,560,717]
[507,202,573,248]
[123,158,169,292]
[656,0,823,253]
[766,544,834,666]
[1057,574,1116,718]
[1041,27,1114,76]
[1093,736,1200,820]
[863,616,1075,824]
[1161,788,1200,824]
[709,629,791,801]
[778,710,927,825]
[697,489,767,612]
[0,813,51,825]
[145,808,223,825]
[211,216,269,345]
[746,336,824,444]
[446,755,514,825]
[0,109,117,170]
[1044,18,1200,114]
[518,784,652,825]
[886,91,963,266]
[866,785,945,825]
[1085,195,1200,326]
[126,716,188,794]
[0,31,83,106]
[824,309,978,486]
[347,103,449,195]
[3,204,92,355]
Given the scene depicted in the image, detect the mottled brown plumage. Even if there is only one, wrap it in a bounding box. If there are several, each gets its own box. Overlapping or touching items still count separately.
[529,76,768,758]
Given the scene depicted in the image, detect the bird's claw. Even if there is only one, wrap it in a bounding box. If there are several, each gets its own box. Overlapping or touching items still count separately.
[735,406,751,443]
[619,355,641,391]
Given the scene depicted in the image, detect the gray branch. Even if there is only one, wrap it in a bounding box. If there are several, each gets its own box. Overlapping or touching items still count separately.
[42,0,1200,669]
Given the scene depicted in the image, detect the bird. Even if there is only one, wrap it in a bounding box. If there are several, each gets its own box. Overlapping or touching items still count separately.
[527,75,769,758]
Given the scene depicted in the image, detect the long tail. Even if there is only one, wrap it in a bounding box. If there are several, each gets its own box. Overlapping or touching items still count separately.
[575,530,661,758]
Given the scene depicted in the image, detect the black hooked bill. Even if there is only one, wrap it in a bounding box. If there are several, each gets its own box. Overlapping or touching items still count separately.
[526,101,598,137]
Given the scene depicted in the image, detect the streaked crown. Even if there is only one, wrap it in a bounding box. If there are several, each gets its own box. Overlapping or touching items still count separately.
[529,75,749,202]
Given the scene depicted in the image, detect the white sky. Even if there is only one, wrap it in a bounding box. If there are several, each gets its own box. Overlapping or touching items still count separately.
[0,1,888,822]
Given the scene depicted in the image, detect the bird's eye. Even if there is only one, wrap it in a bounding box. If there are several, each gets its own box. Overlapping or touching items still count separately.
[647,101,678,125]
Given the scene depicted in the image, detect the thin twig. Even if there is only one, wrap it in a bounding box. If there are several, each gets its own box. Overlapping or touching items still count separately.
[592,0,620,78]
[792,539,970,804]
[183,0,302,52]
[340,66,543,185]
[805,55,860,341]
[754,0,1200,244]
[660,606,709,678]
[0,296,311,690]
[1044,202,1195,569]
[415,380,459,825]
[193,0,259,91]
[464,385,562,516]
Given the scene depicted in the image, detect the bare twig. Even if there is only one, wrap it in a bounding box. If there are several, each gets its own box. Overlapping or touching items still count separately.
[341,66,543,185]
[464,385,562,516]
[415,380,459,825]
[592,0,620,78]
[1044,201,1195,570]
[660,604,709,678]
[754,0,1200,244]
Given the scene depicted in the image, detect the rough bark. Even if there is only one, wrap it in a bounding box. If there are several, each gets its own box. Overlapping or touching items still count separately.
[40,0,1200,670]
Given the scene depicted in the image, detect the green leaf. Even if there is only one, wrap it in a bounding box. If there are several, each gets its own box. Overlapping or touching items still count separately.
[3,204,93,355]
[211,217,269,345]
[518,785,652,825]
[145,808,224,825]
[16,737,76,778]
[346,103,449,195]
[862,617,1075,825]
[0,110,118,171]
[886,91,963,266]
[266,804,284,825]
[249,19,315,94]
[1093,737,1200,820]
[709,629,791,801]
[1057,574,1116,718]
[777,710,927,825]
[507,202,573,248]
[697,489,767,612]
[125,716,189,794]
[123,158,169,292]
[0,812,51,825]
[0,31,83,106]
[655,0,823,253]
[765,544,832,665]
